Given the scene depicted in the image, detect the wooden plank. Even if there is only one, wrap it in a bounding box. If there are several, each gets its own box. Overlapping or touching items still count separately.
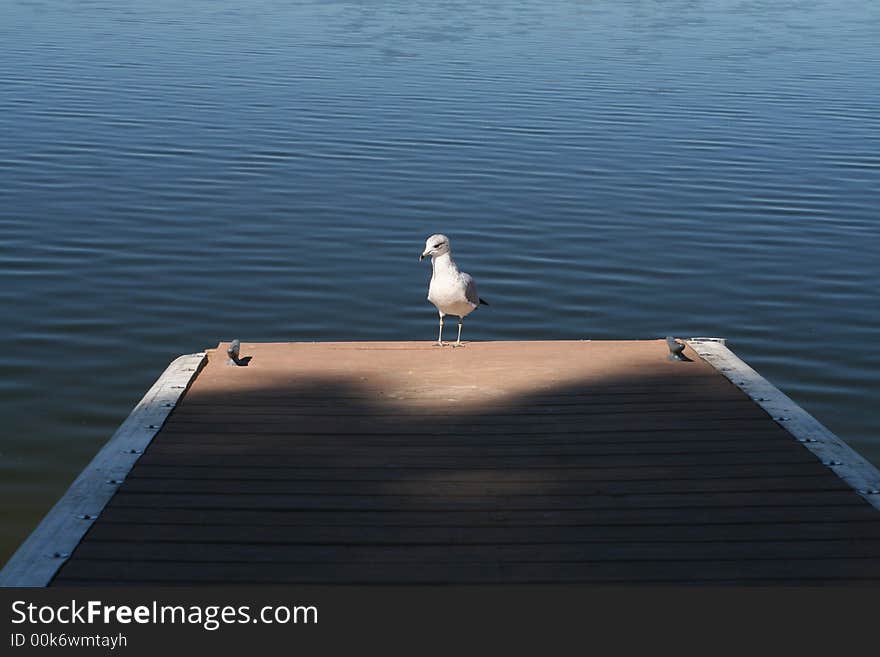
[70,539,880,563]
[166,400,765,417]
[181,382,740,402]
[134,448,819,468]
[156,418,789,434]
[99,493,873,521]
[153,427,791,442]
[162,411,773,427]
[146,437,800,455]
[125,470,848,493]
[75,518,880,544]
[114,479,861,503]
[130,458,833,479]
[51,557,880,584]
[178,397,757,412]
[94,508,880,536]
[0,352,207,588]
[74,507,880,545]
[688,338,880,510]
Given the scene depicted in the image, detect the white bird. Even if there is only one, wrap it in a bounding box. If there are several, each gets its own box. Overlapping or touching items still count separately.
[420,234,488,347]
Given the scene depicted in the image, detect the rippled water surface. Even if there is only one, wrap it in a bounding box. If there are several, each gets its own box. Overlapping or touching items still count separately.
[2,0,879,564]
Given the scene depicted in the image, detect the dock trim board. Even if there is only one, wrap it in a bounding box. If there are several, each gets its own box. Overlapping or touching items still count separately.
[687,337,880,512]
[0,352,207,587]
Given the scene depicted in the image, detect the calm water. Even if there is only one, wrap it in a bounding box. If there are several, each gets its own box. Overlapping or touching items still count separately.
[1,0,879,565]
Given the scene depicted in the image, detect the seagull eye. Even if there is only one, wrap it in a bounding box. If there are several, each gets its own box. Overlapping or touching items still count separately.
[433,242,444,248]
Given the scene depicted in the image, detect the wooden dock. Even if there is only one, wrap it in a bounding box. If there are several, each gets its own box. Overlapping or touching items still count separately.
[3,339,880,585]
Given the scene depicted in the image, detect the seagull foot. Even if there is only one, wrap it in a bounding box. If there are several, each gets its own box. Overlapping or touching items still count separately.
[433,341,446,347]
[452,341,465,348]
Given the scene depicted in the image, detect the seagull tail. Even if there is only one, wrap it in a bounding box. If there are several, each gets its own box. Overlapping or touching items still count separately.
[479,298,489,306]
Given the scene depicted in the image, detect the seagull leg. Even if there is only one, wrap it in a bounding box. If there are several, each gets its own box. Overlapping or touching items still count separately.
[434,314,445,347]
[453,317,465,347]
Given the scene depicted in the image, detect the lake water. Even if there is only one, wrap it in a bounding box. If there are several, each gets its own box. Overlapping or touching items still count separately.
[1,0,878,565]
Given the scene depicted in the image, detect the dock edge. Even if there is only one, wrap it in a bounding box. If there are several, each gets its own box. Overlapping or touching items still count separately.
[0,352,208,587]
[687,337,880,512]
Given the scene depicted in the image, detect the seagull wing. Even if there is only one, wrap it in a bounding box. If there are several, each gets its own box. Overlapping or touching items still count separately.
[462,273,480,308]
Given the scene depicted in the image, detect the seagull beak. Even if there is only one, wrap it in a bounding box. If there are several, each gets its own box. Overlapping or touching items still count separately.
[419,252,427,261]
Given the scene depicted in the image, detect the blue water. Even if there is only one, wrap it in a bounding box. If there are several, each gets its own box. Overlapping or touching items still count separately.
[1,0,879,564]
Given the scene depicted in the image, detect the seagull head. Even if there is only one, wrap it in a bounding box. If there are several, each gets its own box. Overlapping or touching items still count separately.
[420,234,451,261]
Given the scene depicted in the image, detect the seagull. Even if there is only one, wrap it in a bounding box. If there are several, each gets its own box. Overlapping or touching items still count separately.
[420,234,488,347]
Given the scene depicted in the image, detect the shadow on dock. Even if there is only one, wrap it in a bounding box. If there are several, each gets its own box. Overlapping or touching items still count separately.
[51,342,880,585]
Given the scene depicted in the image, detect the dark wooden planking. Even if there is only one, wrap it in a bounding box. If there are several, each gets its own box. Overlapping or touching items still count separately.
[167,400,765,417]
[136,447,819,468]
[125,470,849,495]
[95,508,880,536]
[184,378,735,392]
[52,557,880,584]
[115,479,860,503]
[139,438,815,456]
[163,411,774,428]
[50,577,880,587]
[85,508,880,545]
[157,418,793,434]
[146,438,802,456]
[70,539,880,563]
[153,428,792,443]
[176,400,758,415]
[101,493,876,523]
[182,378,735,394]
[45,340,880,586]
[130,459,834,480]
[179,382,745,403]
[81,518,880,543]
[179,392,757,407]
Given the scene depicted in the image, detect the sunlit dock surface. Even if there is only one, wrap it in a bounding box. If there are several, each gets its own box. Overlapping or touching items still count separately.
[3,339,880,586]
